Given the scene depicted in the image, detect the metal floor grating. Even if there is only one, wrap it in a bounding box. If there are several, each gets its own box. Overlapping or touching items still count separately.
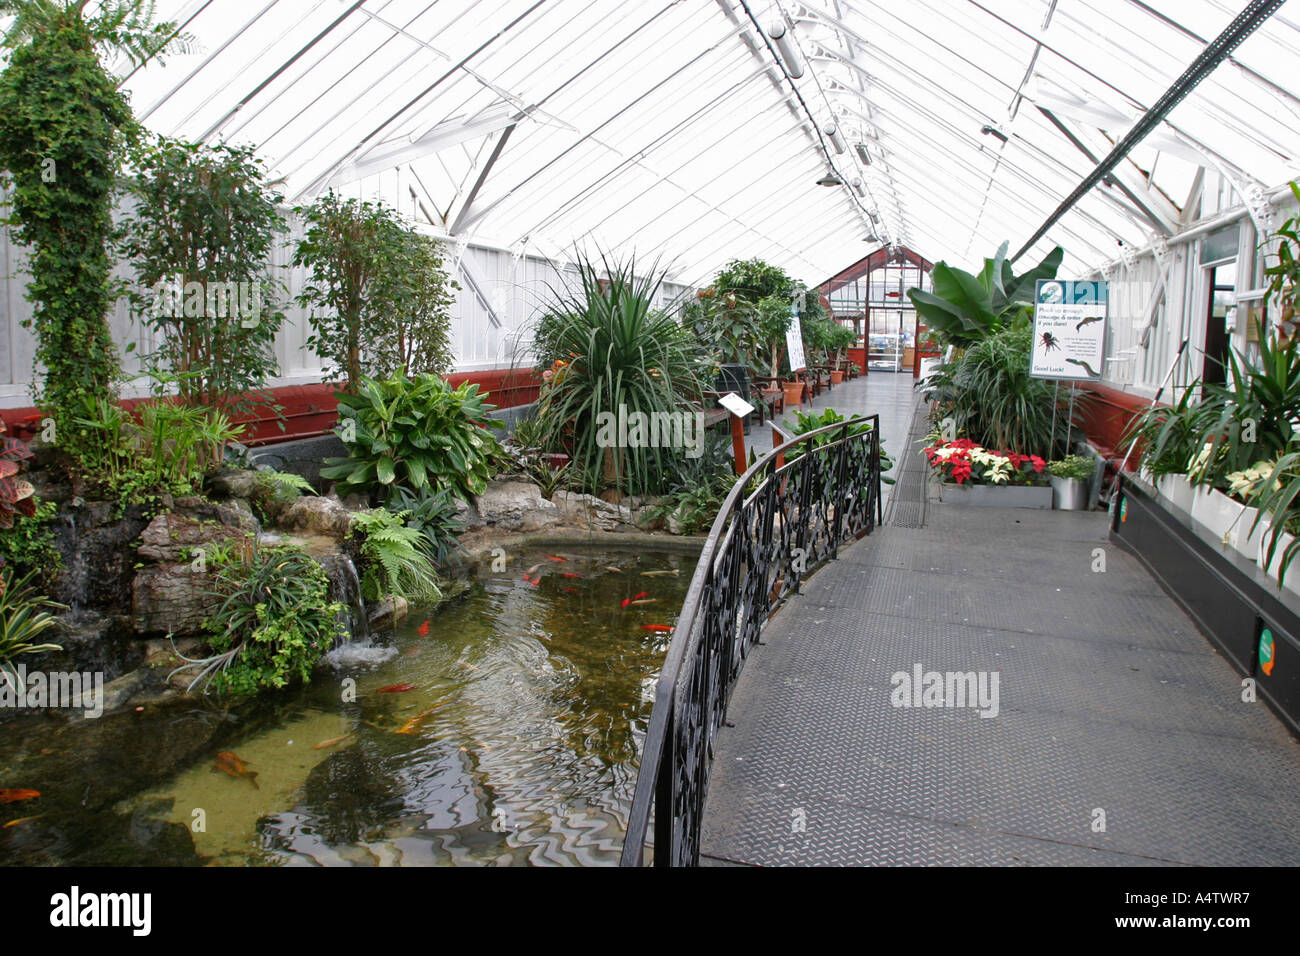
[884,402,932,529]
[700,506,1300,867]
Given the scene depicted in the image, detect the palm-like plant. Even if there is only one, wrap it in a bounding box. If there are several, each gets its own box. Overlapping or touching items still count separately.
[532,254,703,496]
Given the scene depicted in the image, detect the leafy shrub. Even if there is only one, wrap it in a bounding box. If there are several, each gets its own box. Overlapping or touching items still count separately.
[293,194,456,389]
[791,406,895,483]
[73,388,244,500]
[198,546,343,695]
[1122,387,1209,478]
[0,417,37,529]
[644,432,734,534]
[0,498,60,587]
[907,241,1063,348]
[321,369,504,503]
[350,508,442,603]
[1049,454,1097,481]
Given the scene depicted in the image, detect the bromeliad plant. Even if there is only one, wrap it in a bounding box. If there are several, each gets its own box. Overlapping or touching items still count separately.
[924,437,1047,486]
[322,369,504,503]
[0,566,64,694]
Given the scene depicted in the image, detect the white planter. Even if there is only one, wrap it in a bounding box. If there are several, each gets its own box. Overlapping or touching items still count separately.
[1156,474,1195,514]
[1231,505,1266,562]
[1257,517,1300,596]
[1190,487,1246,549]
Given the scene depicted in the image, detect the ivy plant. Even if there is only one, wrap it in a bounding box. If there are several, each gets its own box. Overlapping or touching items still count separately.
[0,1,190,463]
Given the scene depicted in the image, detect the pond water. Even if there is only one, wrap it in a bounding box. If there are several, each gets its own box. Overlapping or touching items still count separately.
[0,547,695,866]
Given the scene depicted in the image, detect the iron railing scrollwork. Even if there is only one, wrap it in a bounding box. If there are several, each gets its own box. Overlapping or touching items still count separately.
[621,416,883,866]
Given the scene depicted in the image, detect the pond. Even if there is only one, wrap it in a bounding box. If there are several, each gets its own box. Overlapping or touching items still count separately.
[0,547,696,866]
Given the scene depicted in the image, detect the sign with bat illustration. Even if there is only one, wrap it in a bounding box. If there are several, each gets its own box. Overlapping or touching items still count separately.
[1029,280,1108,381]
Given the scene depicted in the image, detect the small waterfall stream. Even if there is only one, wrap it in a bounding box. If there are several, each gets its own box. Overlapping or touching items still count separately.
[320,551,395,666]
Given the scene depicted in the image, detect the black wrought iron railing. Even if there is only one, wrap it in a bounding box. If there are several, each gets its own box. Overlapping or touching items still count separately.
[620,416,883,866]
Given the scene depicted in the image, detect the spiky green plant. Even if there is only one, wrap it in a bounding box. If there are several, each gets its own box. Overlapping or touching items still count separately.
[531,254,703,496]
[0,567,65,694]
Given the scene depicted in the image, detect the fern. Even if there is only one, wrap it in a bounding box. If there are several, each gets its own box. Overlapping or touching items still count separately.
[351,509,442,604]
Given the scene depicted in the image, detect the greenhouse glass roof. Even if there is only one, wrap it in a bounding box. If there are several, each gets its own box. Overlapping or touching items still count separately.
[76,1,1300,285]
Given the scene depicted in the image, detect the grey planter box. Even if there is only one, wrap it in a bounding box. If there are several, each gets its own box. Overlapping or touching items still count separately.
[939,481,1053,509]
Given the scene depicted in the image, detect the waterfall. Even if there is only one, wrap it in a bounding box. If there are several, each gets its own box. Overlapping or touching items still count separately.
[321,552,370,645]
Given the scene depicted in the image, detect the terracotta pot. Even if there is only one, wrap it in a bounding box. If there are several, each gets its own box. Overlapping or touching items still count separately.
[782,381,804,407]
[830,370,844,384]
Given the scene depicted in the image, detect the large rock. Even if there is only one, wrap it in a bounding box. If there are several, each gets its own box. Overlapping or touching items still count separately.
[473,481,560,532]
[205,466,263,500]
[368,595,409,631]
[49,500,153,616]
[454,495,486,531]
[552,490,634,532]
[136,503,258,563]
[279,495,356,538]
[132,563,222,637]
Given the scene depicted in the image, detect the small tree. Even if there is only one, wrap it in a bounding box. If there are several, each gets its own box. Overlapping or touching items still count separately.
[368,230,457,377]
[0,0,189,460]
[116,137,287,413]
[292,192,413,391]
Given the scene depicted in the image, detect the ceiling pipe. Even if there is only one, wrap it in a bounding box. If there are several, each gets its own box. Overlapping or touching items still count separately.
[1010,0,1285,264]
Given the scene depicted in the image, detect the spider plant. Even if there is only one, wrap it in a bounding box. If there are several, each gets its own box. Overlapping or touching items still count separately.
[531,253,703,496]
[1187,330,1300,489]
[0,567,65,694]
[1122,385,1212,478]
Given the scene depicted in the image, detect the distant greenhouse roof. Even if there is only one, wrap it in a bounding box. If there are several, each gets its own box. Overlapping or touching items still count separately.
[44,0,1300,285]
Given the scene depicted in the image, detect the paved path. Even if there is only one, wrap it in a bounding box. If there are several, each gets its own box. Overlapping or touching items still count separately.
[700,421,1300,866]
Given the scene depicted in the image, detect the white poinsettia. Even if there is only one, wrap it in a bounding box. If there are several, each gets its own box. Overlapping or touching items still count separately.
[1226,460,1280,500]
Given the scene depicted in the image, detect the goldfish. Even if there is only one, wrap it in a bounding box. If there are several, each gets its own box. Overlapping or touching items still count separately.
[526,564,542,575]
[214,752,259,789]
[2,813,46,828]
[628,599,657,606]
[641,625,673,632]
[522,574,533,583]
[640,569,679,577]
[417,620,430,637]
[564,587,578,594]
[0,789,40,805]
[620,590,650,608]
[377,683,416,693]
[604,566,623,573]
[395,703,446,735]
[313,733,353,750]
[544,555,566,562]
[562,572,581,579]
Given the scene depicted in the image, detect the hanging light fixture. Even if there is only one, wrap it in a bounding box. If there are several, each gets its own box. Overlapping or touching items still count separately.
[854,142,872,165]
[850,177,866,197]
[816,168,843,186]
[767,18,806,78]
[824,124,847,155]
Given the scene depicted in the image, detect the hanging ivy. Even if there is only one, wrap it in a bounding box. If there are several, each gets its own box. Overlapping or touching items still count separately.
[0,0,189,462]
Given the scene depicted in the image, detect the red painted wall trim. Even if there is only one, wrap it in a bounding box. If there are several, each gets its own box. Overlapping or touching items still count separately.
[1,367,543,446]
[1075,382,1154,461]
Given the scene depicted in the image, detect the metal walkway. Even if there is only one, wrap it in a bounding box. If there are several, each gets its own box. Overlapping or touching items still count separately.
[699,452,1300,866]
